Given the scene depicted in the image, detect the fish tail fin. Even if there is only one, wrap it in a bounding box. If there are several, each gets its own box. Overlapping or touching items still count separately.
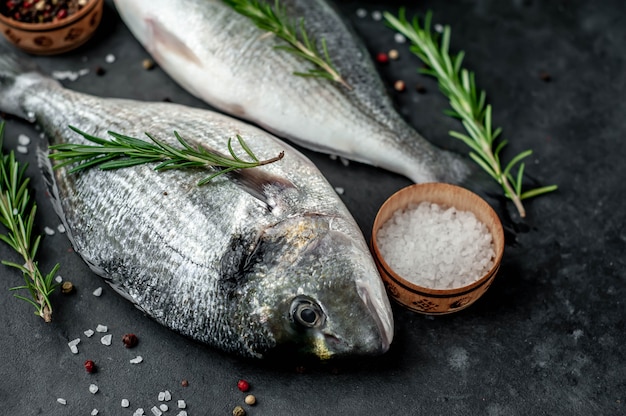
[0,46,59,119]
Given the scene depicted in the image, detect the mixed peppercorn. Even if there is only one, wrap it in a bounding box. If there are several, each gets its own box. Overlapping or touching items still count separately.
[0,0,90,24]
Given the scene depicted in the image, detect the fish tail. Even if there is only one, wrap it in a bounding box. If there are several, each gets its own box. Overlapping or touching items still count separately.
[0,46,59,119]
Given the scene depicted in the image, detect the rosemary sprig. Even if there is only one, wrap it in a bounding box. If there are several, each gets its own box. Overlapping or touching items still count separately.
[0,121,59,322]
[385,10,557,218]
[48,126,285,185]
[223,0,351,89]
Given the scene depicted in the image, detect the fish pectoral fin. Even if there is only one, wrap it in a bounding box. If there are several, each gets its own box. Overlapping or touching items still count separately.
[146,17,202,66]
[227,168,296,213]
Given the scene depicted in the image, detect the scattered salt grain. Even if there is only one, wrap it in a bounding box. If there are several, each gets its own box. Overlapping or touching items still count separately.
[105,54,116,64]
[57,224,66,233]
[177,412,188,416]
[160,404,169,412]
[434,23,444,33]
[334,187,344,195]
[122,399,130,408]
[133,408,145,416]
[101,334,113,346]
[356,8,367,18]
[339,157,350,167]
[96,324,108,332]
[377,201,495,289]
[394,33,407,44]
[89,384,99,394]
[93,287,103,297]
[17,134,31,146]
[177,400,186,409]
[91,409,99,415]
[130,356,143,364]
[68,338,81,354]
[84,329,95,337]
[55,275,63,283]
[51,69,89,81]
[57,398,67,405]
[371,10,382,21]
[151,406,163,416]
[16,145,28,154]
[163,390,172,401]
[158,392,166,401]
[44,226,55,236]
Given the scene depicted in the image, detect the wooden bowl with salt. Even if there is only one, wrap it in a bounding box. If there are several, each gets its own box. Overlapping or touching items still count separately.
[370,183,505,315]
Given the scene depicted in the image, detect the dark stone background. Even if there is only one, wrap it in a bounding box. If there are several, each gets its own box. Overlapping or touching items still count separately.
[1,0,624,415]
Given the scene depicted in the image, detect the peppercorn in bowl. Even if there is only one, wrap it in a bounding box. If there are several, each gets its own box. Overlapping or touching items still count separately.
[0,0,103,55]
[370,183,505,315]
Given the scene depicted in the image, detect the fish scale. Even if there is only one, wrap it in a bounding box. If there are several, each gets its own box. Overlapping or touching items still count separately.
[0,47,394,358]
[114,0,474,184]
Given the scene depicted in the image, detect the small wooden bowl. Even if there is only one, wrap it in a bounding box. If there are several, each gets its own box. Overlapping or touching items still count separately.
[0,0,103,55]
[371,183,505,315]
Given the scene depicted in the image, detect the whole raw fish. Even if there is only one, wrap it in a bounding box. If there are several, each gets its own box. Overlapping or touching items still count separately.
[0,50,393,359]
[113,0,473,184]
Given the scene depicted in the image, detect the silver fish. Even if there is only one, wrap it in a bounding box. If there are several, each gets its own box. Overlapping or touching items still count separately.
[0,50,393,359]
[113,0,472,184]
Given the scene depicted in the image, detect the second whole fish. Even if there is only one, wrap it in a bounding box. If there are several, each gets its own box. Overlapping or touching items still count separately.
[0,49,393,359]
[113,0,474,185]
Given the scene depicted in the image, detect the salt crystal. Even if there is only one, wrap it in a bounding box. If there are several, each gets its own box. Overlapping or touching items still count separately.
[339,157,350,167]
[68,338,81,347]
[177,412,188,416]
[89,384,99,394]
[57,224,66,233]
[133,408,145,416]
[164,390,172,401]
[394,33,407,43]
[151,406,163,416]
[130,355,143,364]
[69,345,79,354]
[55,275,63,283]
[329,154,338,160]
[122,399,130,408]
[105,54,116,64]
[101,334,112,346]
[44,226,55,235]
[57,398,67,405]
[377,201,495,289]
[84,329,95,337]
[356,8,367,18]
[158,392,166,401]
[91,409,99,415]
[17,134,31,146]
[371,10,382,21]
[96,324,107,332]
[177,400,186,409]
[93,287,103,297]
[159,404,168,411]
[334,187,344,195]
[16,145,28,154]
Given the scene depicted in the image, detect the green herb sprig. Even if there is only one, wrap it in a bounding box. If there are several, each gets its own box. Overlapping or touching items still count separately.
[385,10,557,218]
[223,0,351,89]
[48,127,285,185]
[0,122,59,322]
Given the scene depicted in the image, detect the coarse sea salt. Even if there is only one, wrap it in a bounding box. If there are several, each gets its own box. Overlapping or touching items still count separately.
[159,404,168,412]
[93,287,103,297]
[84,329,95,337]
[89,384,99,394]
[151,406,163,416]
[177,412,188,416]
[101,334,113,346]
[95,324,107,332]
[91,409,99,415]
[130,356,143,364]
[122,399,130,408]
[57,398,67,405]
[133,408,145,416]
[377,201,495,289]
[17,134,31,146]
[178,400,186,409]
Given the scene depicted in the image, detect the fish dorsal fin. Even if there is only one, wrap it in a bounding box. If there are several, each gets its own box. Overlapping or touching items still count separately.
[146,17,203,66]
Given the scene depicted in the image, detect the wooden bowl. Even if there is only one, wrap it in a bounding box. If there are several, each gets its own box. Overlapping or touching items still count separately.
[371,183,505,315]
[0,0,103,55]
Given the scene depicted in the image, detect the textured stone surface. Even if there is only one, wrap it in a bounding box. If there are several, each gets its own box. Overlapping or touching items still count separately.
[0,0,624,414]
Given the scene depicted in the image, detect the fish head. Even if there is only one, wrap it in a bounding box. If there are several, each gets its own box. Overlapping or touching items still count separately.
[232,214,394,359]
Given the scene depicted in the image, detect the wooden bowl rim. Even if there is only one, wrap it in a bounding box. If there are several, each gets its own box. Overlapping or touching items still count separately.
[371,182,505,296]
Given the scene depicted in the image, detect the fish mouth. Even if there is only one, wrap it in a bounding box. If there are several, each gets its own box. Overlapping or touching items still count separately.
[356,281,393,354]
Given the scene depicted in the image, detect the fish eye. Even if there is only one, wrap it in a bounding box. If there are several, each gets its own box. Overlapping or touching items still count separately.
[291,296,325,328]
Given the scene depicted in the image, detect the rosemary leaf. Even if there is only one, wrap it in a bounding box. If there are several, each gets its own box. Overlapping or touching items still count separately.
[385,9,557,218]
[0,121,59,322]
[222,0,351,89]
[49,127,284,185]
